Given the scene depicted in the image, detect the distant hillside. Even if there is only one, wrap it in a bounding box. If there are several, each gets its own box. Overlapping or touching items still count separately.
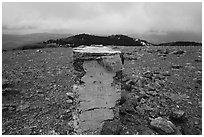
[2,33,72,50]
[157,41,202,46]
[3,33,201,51]
[45,34,153,47]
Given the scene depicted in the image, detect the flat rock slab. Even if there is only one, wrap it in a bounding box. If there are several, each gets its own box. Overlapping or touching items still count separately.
[73,46,122,134]
[73,46,121,54]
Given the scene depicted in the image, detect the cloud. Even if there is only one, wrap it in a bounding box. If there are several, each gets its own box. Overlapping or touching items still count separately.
[143,3,202,33]
[2,2,202,42]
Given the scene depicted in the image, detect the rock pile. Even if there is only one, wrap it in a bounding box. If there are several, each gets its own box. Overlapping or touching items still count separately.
[101,69,200,135]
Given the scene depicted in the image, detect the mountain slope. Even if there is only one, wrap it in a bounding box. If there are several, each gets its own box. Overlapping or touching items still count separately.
[157,41,202,46]
[47,34,153,47]
[2,33,72,50]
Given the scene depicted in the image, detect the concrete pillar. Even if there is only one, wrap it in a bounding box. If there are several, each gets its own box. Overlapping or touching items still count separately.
[72,46,123,134]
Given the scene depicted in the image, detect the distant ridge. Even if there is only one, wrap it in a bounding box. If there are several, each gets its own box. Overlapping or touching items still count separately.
[2,33,202,51]
[2,33,72,50]
[44,33,153,47]
[157,41,202,46]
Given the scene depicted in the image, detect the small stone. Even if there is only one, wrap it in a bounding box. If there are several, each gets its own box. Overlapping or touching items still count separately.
[45,97,50,101]
[139,90,146,95]
[2,79,13,89]
[150,117,177,134]
[16,102,30,111]
[119,93,127,105]
[175,126,182,135]
[2,78,9,85]
[195,71,202,75]
[66,109,71,113]
[162,71,171,76]
[101,120,120,135]
[142,129,156,135]
[38,94,44,97]
[192,117,200,126]
[21,127,31,135]
[198,101,202,107]
[171,65,183,69]
[141,104,154,111]
[194,120,199,125]
[195,79,202,85]
[171,50,185,55]
[125,79,135,85]
[61,112,72,120]
[66,99,73,104]
[139,78,148,86]
[122,83,132,92]
[47,130,59,135]
[134,95,140,99]
[131,96,139,107]
[153,70,160,74]
[8,107,15,111]
[174,110,185,117]
[140,98,146,104]
[36,89,43,94]
[73,84,78,91]
[180,93,190,100]
[170,110,186,121]
[36,49,42,53]
[164,92,187,102]
[136,106,145,115]
[66,92,74,99]
[195,59,201,62]
[142,71,153,79]
[146,90,158,96]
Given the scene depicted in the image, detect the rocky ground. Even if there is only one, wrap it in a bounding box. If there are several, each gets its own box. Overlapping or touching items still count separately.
[2,46,202,135]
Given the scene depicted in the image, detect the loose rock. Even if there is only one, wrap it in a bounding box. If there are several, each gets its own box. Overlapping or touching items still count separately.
[171,65,183,69]
[16,102,30,111]
[101,120,120,135]
[171,50,185,55]
[150,117,177,134]
[170,110,186,122]
[66,99,73,104]
[66,92,74,99]
[161,71,171,76]
[21,127,31,135]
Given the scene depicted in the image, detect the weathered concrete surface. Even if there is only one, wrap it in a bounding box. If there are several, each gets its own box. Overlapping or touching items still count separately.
[72,46,122,134]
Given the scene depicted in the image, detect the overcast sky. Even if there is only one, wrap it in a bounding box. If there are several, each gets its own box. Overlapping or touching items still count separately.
[2,2,202,43]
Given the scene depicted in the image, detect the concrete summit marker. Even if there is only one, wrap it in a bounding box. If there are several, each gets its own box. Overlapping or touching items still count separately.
[72,45,123,134]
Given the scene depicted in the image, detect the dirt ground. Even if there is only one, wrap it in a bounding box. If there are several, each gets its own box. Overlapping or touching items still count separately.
[2,46,202,135]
